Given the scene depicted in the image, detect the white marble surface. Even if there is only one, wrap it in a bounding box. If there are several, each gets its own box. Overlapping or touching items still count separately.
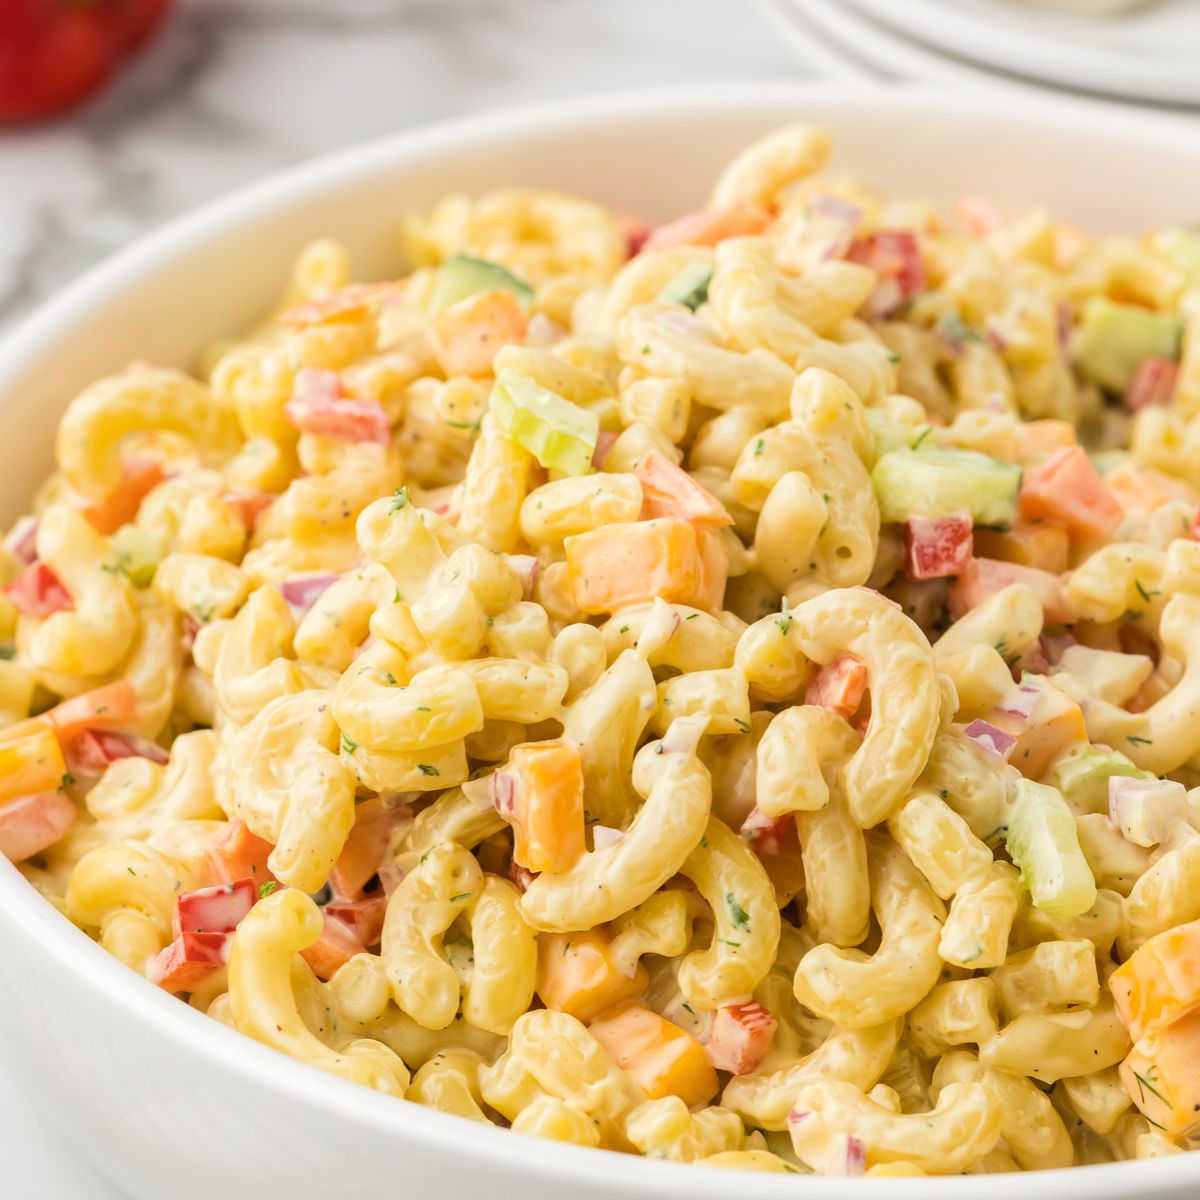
[0,2,803,1195]
[0,0,799,334]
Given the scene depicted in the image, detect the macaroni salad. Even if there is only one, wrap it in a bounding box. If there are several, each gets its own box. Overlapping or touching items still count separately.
[7,123,1200,1176]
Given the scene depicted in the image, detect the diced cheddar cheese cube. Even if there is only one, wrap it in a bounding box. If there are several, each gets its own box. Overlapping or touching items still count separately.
[499,740,586,875]
[536,930,649,1023]
[635,449,733,529]
[1120,1009,1200,1138]
[207,820,276,887]
[973,519,1070,575]
[1019,445,1123,541]
[565,519,726,615]
[588,1002,719,1107]
[990,678,1088,779]
[430,289,528,378]
[0,721,66,805]
[1110,918,1200,1042]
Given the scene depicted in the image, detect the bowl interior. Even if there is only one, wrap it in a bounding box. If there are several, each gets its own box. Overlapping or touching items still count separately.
[2,83,1200,1200]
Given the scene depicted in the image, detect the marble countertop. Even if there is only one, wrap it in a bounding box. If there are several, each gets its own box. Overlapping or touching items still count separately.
[0,0,800,333]
[0,2,804,1195]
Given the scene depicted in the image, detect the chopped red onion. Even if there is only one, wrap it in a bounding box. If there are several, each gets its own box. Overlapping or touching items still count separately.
[3,516,38,566]
[963,719,1017,760]
[985,322,1010,353]
[830,1133,866,1177]
[786,1108,811,1128]
[1108,775,1188,847]
[999,685,1042,721]
[591,824,625,851]
[461,774,498,813]
[862,276,904,320]
[809,192,863,226]
[525,312,566,347]
[502,554,539,601]
[592,429,618,469]
[278,574,340,621]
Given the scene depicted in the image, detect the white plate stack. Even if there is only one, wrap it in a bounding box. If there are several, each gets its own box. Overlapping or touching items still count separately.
[758,0,1200,108]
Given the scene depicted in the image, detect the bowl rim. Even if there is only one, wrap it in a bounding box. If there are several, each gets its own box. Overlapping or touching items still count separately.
[1,80,1199,1196]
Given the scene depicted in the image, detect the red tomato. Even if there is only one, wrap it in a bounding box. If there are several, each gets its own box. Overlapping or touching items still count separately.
[804,653,869,720]
[1124,357,1179,412]
[172,878,257,939]
[904,513,974,581]
[4,561,73,617]
[707,1001,778,1075]
[300,913,364,981]
[149,929,229,993]
[324,895,387,948]
[284,368,391,446]
[0,791,76,862]
[0,1,173,123]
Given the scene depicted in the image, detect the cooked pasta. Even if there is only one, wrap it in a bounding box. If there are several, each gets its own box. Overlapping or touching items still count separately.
[8,123,1200,1176]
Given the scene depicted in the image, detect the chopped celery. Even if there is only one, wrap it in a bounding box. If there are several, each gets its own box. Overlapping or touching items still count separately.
[1006,779,1097,918]
[866,411,932,462]
[1042,744,1148,816]
[428,254,534,314]
[489,369,599,477]
[1154,227,1200,287]
[1074,298,1182,394]
[656,262,712,311]
[871,447,1021,528]
[110,526,165,588]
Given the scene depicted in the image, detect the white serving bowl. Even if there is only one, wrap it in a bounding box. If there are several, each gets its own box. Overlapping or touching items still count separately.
[1,83,1199,1200]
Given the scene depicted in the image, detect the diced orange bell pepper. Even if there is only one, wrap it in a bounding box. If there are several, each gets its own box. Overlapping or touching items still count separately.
[207,820,277,887]
[1119,1009,1200,1137]
[76,459,165,534]
[565,519,725,615]
[429,289,528,378]
[300,912,364,981]
[804,654,868,720]
[1011,420,1077,466]
[1019,446,1124,542]
[42,681,141,744]
[1105,459,1199,518]
[641,205,769,254]
[635,449,733,530]
[536,930,649,1023]
[1111,918,1200,1042]
[589,1002,719,1107]
[0,721,66,805]
[972,519,1070,575]
[330,797,408,899]
[948,557,1075,625]
[498,739,586,875]
[989,677,1088,779]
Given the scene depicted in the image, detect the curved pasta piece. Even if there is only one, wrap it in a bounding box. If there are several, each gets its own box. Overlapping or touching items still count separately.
[228,888,409,1095]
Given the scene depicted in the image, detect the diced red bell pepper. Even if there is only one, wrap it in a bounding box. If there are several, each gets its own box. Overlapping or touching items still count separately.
[284,368,390,446]
[846,230,926,314]
[220,488,276,533]
[76,458,164,534]
[4,561,73,617]
[299,913,364,980]
[904,513,974,581]
[616,213,652,257]
[804,653,869,721]
[172,878,257,939]
[1124,357,1179,412]
[207,819,276,887]
[68,729,168,776]
[706,1001,778,1075]
[149,929,230,993]
[739,807,793,857]
[323,895,387,948]
[0,791,77,862]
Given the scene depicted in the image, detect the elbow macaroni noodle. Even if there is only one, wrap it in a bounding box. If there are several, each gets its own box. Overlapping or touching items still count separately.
[10,123,1200,1175]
